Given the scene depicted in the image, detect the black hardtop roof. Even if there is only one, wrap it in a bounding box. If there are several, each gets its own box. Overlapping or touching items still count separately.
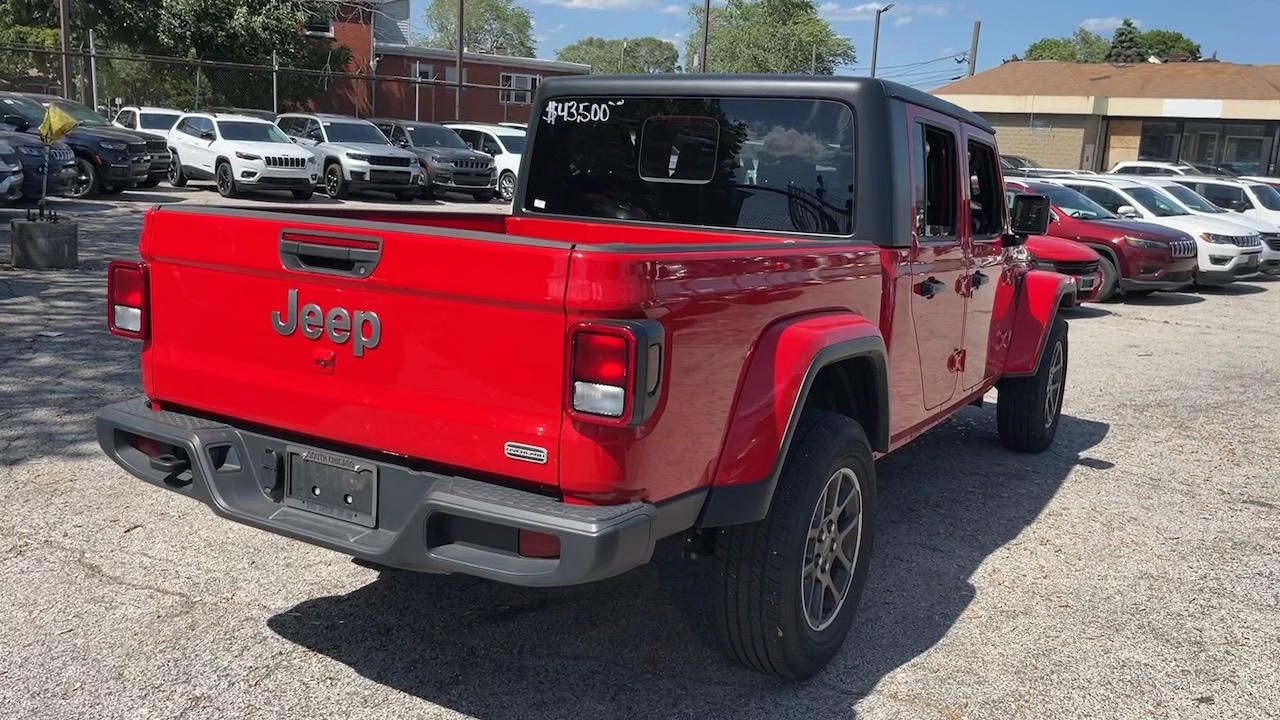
[535,73,993,134]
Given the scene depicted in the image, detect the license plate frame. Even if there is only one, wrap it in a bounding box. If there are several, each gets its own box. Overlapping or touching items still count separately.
[283,445,378,528]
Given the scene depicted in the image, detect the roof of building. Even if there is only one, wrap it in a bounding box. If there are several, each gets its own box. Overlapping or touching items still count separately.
[935,60,1280,100]
[374,42,592,75]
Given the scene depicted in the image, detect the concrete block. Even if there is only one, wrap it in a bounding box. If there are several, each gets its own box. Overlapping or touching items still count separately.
[8,219,79,270]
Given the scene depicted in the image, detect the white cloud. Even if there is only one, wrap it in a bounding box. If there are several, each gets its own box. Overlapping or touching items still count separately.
[819,2,947,22]
[1080,16,1140,33]
[660,3,683,12]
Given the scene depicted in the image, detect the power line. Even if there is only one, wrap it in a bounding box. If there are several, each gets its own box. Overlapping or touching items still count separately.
[880,64,967,82]
[872,50,968,72]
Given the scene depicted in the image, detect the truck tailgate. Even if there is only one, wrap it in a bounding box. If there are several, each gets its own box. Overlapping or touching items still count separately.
[139,207,571,488]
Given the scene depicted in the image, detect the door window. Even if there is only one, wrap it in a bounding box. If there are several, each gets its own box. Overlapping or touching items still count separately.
[913,122,958,238]
[1198,183,1249,210]
[967,139,1002,238]
[277,117,304,136]
[305,119,324,142]
[456,129,483,149]
[479,132,503,155]
[1074,186,1129,214]
[117,110,136,128]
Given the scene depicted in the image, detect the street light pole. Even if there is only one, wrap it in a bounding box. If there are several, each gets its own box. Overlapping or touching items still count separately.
[869,3,895,78]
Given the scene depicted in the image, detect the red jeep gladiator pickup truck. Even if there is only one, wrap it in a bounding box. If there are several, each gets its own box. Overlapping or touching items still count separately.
[97,75,1070,681]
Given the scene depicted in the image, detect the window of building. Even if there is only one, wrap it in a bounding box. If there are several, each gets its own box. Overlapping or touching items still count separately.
[500,73,539,105]
[415,64,434,81]
[523,96,856,237]
[913,122,958,238]
[303,13,334,36]
[444,66,469,84]
[967,139,1002,238]
[1138,121,1179,162]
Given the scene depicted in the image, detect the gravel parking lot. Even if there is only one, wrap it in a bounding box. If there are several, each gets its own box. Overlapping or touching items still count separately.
[1,194,1277,720]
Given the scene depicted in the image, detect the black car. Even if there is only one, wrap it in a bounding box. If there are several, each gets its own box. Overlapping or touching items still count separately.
[0,92,154,198]
[0,129,78,202]
[370,118,497,201]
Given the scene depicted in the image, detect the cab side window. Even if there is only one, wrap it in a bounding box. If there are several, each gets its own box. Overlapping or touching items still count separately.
[1076,186,1126,213]
[967,139,1002,238]
[1199,183,1250,210]
[912,122,958,238]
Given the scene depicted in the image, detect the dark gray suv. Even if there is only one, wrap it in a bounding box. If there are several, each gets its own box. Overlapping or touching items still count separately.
[371,118,497,202]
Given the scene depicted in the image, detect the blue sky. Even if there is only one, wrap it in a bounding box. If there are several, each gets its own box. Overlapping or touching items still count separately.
[407,0,1280,88]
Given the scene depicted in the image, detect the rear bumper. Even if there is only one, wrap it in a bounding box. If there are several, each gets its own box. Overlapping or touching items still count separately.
[96,398,703,587]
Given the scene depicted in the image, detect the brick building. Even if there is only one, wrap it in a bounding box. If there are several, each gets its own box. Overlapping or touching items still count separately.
[933,60,1280,176]
[304,0,590,123]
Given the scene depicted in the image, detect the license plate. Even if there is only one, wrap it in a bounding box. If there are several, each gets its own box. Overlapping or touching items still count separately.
[284,446,378,528]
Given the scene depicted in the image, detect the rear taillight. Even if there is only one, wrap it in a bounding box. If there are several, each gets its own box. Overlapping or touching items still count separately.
[566,320,665,426]
[107,259,149,340]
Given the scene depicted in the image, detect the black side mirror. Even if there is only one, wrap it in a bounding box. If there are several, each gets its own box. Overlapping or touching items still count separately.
[1006,193,1050,244]
[1231,199,1250,212]
[3,114,30,131]
[200,130,215,140]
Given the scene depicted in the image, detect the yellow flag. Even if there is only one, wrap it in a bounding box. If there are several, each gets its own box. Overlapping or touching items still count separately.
[38,102,79,145]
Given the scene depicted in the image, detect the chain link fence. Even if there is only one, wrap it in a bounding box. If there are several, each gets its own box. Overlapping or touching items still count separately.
[0,44,509,122]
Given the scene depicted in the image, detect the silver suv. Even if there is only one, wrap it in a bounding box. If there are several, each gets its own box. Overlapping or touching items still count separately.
[275,113,421,201]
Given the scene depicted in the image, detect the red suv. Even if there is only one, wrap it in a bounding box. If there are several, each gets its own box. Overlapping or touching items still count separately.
[1005,178,1199,300]
[1024,235,1103,305]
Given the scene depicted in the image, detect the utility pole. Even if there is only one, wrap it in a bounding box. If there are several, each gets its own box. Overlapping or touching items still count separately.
[698,0,710,72]
[869,3,894,78]
[414,60,421,121]
[59,0,73,100]
[454,0,464,120]
[966,20,981,76]
[811,45,817,74]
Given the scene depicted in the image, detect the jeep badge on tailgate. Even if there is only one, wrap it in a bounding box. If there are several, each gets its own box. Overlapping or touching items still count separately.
[272,288,381,357]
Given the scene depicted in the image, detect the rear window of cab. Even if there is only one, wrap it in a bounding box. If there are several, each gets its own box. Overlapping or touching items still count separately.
[522,96,856,237]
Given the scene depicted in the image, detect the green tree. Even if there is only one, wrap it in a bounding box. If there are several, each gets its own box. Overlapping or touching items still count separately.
[1023,28,1108,63]
[422,0,535,58]
[1139,28,1200,60]
[1107,18,1145,63]
[555,37,678,74]
[684,0,855,74]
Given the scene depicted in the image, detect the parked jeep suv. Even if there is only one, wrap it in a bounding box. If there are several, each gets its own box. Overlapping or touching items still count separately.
[275,113,420,200]
[1006,178,1199,299]
[0,92,152,198]
[371,118,497,201]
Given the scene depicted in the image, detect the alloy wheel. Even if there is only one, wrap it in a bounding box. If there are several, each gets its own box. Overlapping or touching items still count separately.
[801,466,863,632]
[1043,340,1065,428]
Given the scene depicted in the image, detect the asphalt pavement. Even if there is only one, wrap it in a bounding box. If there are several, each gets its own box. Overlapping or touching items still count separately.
[1,192,1277,720]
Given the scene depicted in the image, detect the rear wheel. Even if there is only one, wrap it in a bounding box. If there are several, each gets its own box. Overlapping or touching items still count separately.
[1096,255,1119,301]
[997,314,1068,453]
[714,410,877,681]
[167,153,187,187]
[498,171,515,202]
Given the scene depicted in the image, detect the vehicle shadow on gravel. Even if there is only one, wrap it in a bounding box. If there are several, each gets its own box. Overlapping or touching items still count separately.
[268,407,1109,720]
[0,212,143,467]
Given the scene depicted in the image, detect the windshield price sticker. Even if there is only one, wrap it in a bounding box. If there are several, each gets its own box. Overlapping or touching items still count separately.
[542,100,623,125]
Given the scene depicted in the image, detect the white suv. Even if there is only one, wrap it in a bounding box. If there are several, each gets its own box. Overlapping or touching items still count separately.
[167,112,318,199]
[1049,175,1264,285]
[275,113,421,201]
[1124,176,1280,274]
[1109,160,1237,177]
[1167,175,1280,273]
[444,123,526,201]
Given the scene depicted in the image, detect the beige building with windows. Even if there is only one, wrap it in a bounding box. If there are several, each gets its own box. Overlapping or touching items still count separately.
[932,60,1280,176]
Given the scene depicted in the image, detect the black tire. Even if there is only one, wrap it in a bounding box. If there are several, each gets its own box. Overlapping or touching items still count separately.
[167,153,187,187]
[136,176,162,189]
[1096,255,1119,301]
[68,157,99,199]
[996,314,1068,453]
[324,162,349,199]
[395,190,417,202]
[715,410,877,681]
[497,170,515,202]
[472,190,496,202]
[291,189,314,200]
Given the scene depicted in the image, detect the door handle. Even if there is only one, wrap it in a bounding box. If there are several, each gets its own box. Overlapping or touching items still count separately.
[914,277,947,299]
